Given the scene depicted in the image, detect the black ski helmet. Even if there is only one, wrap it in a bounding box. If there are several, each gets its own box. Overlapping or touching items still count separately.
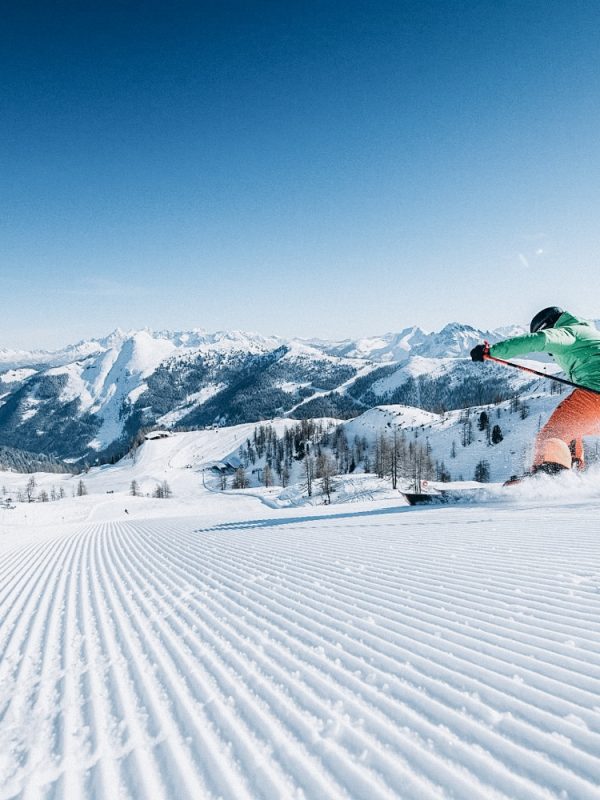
[530,306,564,334]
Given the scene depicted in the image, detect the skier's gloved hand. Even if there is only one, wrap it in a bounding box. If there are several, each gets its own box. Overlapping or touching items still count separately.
[470,344,489,362]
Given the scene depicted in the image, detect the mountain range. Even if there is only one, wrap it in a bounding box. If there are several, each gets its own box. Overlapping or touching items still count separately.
[0,322,552,463]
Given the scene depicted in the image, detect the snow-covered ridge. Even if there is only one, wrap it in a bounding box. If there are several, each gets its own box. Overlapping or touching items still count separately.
[0,327,284,370]
[305,322,526,362]
[7,317,600,371]
[0,321,527,370]
[0,368,37,384]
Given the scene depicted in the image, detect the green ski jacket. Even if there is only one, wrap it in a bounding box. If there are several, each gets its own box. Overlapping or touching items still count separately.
[489,312,600,392]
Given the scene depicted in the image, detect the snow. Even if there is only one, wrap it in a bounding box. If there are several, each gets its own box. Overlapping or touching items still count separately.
[46,332,176,451]
[340,389,595,483]
[275,380,311,393]
[0,368,37,384]
[156,383,227,427]
[306,328,430,362]
[18,408,38,423]
[344,404,440,433]
[17,396,42,422]
[285,364,380,416]
[1,428,600,799]
[310,324,503,363]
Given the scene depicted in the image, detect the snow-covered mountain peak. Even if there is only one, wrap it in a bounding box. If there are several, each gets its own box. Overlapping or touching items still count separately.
[96,327,135,348]
[494,324,527,339]
[438,321,478,334]
[310,326,430,363]
[202,329,282,352]
[414,323,491,359]
[111,330,176,377]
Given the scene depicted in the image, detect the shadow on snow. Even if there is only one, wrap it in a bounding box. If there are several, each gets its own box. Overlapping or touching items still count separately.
[194,504,425,533]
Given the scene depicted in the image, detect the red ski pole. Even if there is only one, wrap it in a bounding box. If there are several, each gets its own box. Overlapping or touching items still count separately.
[481,341,600,397]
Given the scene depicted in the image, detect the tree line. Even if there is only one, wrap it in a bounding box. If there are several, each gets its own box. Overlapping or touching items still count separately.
[223,419,438,497]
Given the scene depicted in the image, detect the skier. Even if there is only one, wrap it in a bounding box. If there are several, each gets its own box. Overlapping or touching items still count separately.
[470,307,600,473]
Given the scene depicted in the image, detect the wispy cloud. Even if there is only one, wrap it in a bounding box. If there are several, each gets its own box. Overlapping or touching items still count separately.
[518,253,530,269]
[517,241,546,269]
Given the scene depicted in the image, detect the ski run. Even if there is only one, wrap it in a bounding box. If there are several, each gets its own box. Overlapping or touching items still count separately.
[1,427,600,799]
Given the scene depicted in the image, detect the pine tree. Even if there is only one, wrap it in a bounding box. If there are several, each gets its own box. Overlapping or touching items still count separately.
[474,460,491,482]
[436,461,451,482]
[491,424,503,444]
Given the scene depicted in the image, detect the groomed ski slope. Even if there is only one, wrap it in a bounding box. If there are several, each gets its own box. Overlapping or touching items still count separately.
[2,497,600,799]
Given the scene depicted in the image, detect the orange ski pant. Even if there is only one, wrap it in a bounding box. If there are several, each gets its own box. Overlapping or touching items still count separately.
[534,388,600,468]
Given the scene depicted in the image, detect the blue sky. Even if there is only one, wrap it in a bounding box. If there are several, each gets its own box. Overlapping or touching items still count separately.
[3,0,600,349]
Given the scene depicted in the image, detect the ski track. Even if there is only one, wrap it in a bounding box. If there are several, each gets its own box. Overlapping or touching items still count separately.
[1,507,600,799]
